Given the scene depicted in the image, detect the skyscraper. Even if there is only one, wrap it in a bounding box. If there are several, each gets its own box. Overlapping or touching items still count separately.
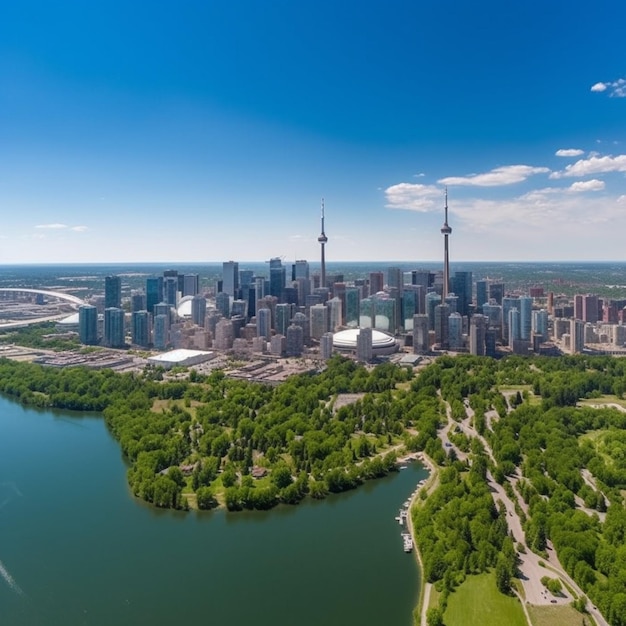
[412,314,429,354]
[310,303,329,340]
[222,261,239,297]
[434,303,450,349]
[257,307,272,341]
[356,327,373,362]
[131,310,151,347]
[104,307,125,348]
[469,314,487,356]
[475,280,488,313]
[451,271,472,317]
[146,277,163,315]
[191,295,207,327]
[79,305,98,345]
[318,199,328,289]
[183,274,200,297]
[105,275,121,309]
[519,296,533,341]
[269,258,285,300]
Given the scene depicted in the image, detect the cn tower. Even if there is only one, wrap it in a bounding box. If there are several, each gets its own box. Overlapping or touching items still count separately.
[441,188,452,300]
[318,198,328,288]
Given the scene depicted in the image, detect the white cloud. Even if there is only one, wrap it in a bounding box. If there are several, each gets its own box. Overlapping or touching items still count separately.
[551,154,626,178]
[555,148,584,157]
[438,165,550,187]
[35,223,67,229]
[569,179,605,192]
[384,182,441,211]
[70,225,89,232]
[591,78,626,98]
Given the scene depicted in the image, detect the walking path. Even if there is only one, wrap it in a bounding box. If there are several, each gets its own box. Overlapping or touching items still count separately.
[410,394,608,626]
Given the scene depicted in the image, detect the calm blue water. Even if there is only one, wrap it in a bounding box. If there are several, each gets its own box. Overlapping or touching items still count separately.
[0,395,424,626]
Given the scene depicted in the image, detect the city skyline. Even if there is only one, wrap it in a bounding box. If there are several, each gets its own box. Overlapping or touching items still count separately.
[2,1,626,264]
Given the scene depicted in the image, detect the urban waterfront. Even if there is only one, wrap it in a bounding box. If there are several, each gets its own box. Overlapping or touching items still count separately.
[0,394,424,626]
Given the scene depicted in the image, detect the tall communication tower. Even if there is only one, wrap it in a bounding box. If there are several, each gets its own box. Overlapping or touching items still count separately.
[441,188,452,300]
[317,198,328,289]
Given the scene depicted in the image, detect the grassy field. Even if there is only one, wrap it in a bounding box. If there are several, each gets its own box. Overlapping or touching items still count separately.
[578,395,626,409]
[443,572,526,626]
[527,603,588,626]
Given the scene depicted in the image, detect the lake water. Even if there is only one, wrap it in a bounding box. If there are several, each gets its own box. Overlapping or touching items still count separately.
[0,395,425,626]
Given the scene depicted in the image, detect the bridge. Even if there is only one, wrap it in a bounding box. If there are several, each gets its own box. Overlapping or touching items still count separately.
[0,288,85,306]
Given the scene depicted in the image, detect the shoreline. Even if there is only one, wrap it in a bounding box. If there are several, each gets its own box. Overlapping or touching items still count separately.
[405,451,438,626]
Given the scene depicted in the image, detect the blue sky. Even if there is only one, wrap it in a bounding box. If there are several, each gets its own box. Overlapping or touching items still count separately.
[1,0,626,263]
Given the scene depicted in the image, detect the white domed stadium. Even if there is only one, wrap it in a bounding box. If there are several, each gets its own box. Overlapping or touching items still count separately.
[332,328,398,356]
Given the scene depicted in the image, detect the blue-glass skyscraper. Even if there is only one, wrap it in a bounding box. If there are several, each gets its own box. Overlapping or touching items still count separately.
[79,305,98,345]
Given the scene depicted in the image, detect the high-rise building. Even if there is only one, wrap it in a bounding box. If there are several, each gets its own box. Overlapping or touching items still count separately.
[359,297,374,328]
[402,285,421,331]
[426,292,441,331]
[214,319,234,350]
[583,295,600,323]
[294,260,310,281]
[104,307,125,348]
[153,302,171,322]
[356,327,373,362]
[574,294,584,320]
[231,299,247,319]
[488,283,504,305]
[131,291,146,313]
[163,272,179,307]
[502,296,520,345]
[532,309,548,341]
[448,312,463,350]
[327,297,342,332]
[451,271,472,317]
[469,315,487,356]
[434,303,450,349]
[291,311,309,345]
[369,272,384,294]
[79,305,98,345]
[374,296,396,334]
[345,287,360,328]
[131,310,151,347]
[269,258,286,300]
[519,296,533,341]
[475,280,488,313]
[570,319,585,354]
[191,295,207,327]
[183,274,200,297]
[104,275,122,309]
[222,261,239,297]
[310,304,329,340]
[216,292,231,319]
[386,267,403,290]
[146,277,163,315]
[257,308,272,341]
[320,332,334,360]
[508,307,521,347]
[275,303,292,337]
[286,324,304,357]
[153,314,169,350]
[412,314,429,354]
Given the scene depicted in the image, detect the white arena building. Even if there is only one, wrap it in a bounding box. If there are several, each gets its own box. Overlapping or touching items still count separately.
[332,329,398,356]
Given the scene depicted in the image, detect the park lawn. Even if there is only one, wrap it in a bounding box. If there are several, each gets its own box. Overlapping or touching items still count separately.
[527,603,587,626]
[578,394,626,408]
[443,572,526,626]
